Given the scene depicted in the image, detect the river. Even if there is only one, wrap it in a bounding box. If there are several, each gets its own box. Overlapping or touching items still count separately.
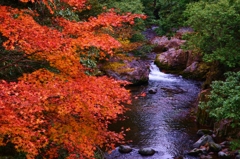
[105,62,202,159]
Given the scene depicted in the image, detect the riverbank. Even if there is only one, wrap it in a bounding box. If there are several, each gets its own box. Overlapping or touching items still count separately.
[103,26,239,159]
[105,61,202,159]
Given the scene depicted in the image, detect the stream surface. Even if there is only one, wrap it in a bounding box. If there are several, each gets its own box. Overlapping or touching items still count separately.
[105,62,202,159]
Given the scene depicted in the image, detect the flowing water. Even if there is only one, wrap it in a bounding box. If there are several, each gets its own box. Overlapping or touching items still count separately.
[105,62,202,159]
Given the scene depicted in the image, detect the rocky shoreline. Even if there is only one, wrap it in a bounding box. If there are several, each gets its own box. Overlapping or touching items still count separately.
[187,129,240,159]
[114,128,240,159]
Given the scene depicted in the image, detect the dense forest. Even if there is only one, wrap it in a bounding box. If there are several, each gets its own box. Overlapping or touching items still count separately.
[0,0,239,158]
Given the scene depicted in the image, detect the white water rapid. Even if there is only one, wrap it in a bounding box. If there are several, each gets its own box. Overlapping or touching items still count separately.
[149,62,180,82]
[106,62,202,159]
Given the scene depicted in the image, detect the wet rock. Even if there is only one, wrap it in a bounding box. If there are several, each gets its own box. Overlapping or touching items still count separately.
[182,61,210,80]
[200,154,213,159]
[184,62,199,73]
[151,33,209,80]
[149,28,209,80]
[193,135,214,148]
[187,148,207,156]
[197,129,213,136]
[151,36,169,52]
[208,142,222,152]
[138,148,156,156]
[101,56,150,85]
[118,145,132,153]
[150,36,186,52]
[218,151,231,159]
[166,37,186,49]
[155,48,188,71]
[148,87,158,94]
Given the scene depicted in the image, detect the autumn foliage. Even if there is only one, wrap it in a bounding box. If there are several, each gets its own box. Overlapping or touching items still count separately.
[0,0,146,158]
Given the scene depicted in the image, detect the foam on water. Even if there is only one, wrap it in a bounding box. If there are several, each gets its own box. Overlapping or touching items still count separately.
[149,62,180,82]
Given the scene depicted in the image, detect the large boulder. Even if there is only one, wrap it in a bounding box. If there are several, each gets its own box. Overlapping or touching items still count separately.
[154,47,209,79]
[182,61,210,80]
[154,48,188,71]
[151,36,169,53]
[167,37,186,49]
[151,30,210,80]
[100,55,150,85]
[151,36,186,53]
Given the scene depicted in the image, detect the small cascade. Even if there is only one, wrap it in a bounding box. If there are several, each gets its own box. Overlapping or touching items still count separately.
[106,62,202,159]
[149,62,180,82]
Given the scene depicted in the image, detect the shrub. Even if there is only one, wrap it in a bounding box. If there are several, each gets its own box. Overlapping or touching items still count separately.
[184,0,240,67]
[199,71,240,128]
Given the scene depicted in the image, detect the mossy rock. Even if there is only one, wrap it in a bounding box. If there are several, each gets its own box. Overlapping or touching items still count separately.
[130,77,149,85]
[181,62,210,80]
[114,53,136,62]
[99,54,149,85]
[102,62,135,74]
[154,54,184,74]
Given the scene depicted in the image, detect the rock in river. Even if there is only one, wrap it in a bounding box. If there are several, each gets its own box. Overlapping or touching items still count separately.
[118,145,132,153]
[218,151,231,159]
[148,87,158,94]
[193,135,214,148]
[138,148,156,156]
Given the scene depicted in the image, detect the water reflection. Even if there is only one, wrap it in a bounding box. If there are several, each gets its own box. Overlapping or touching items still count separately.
[106,63,202,159]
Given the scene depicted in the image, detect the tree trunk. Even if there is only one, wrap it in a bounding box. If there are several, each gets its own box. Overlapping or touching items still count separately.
[153,0,157,7]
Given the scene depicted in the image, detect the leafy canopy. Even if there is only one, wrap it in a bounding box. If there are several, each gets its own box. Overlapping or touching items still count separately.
[141,0,198,35]
[104,0,144,14]
[0,0,146,158]
[184,0,240,67]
